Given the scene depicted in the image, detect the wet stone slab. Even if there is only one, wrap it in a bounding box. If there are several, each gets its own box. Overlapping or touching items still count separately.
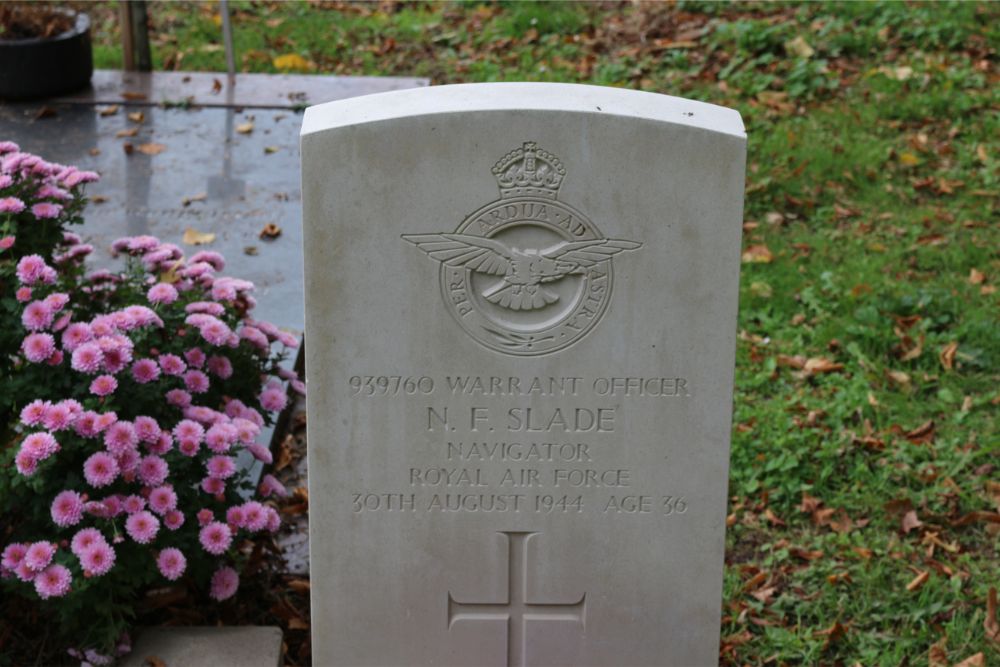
[0,70,428,335]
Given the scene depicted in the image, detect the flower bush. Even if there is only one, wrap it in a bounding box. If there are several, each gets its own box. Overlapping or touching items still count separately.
[0,142,302,659]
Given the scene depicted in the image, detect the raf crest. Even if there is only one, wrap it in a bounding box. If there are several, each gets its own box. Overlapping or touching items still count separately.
[402,142,642,356]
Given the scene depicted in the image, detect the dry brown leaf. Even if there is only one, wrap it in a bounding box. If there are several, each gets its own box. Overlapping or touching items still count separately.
[137,143,166,156]
[799,491,822,513]
[142,657,167,667]
[751,586,777,603]
[901,510,923,534]
[851,546,873,560]
[777,354,807,370]
[885,369,911,387]
[804,357,844,374]
[814,621,848,651]
[287,578,311,594]
[791,547,824,561]
[288,617,310,631]
[985,587,999,643]
[121,91,147,101]
[968,268,985,284]
[116,127,139,138]
[127,111,145,123]
[123,143,134,155]
[951,511,1000,527]
[182,192,207,207]
[785,35,815,58]
[763,508,786,527]
[264,145,280,154]
[182,227,216,246]
[260,223,282,240]
[929,635,948,667]
[906,570,929,592]
[953,653,985,667]
[99,105,119,116]
[939,341,959,371]
[236,121,255,134]
[275,434,294,471]
[742,244,773,263]
[905,420,936,444]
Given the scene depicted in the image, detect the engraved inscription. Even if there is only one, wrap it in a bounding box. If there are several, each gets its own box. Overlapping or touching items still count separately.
[402,142,643,356]
[448,531,586,667]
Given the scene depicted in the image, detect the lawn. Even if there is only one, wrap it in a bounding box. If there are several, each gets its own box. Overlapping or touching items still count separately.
[86,1,999,664]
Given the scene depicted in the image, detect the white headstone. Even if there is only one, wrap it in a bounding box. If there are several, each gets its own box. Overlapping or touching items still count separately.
[302,83,745,666]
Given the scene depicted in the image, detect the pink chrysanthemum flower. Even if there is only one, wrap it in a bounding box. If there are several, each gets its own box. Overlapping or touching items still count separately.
[0,196,26,214]
[196,509,214,526]
[89,374,118,397]
[183,369,210,394]
[206,355,233,379]
[22,332,56,362]
[265,506,281,533]
[51,490,85,527]
[206,455,236,480]
[42,403,74,431]
[146,282,178,305]
[148,432,173,455]
[15,255,46,284]
[290,379,306,396]
[117,448,140,477]
[22,432,59,460]
[93,411,118,432]
[201,476,225,495]
[15,286,31,302]
[73,411,99,438]
[209,566,239,601]
[43,292,70,312]
[148,486,178,515]
[133,416,161,444]
[184,405,222,424]
[19,399,49,426]
[156,548,186,581]
[123,495,146,514]
[258,474,288,499]
[189,250,225,271]
[138,455,169,487]
[173,419,204,446]
[204,423,237,453]
[131,358,161,384]
[61,322,93,351]
[70,527,106,557]
[225,505,246,529]
[34,564,72,599]
[104,420,138,455]
[31,202,62,219]
[184,347,206,368]
[178,439,200,457]
[125,511,159,544]
[239,326,269,353]
[232,417,260,445]
[246,443,273,464]
[199,522,232,556]
[166,389,192,408]
[185,301,225,315]
[1,543,28,570]
[157,353,186,376]
[241,501,269,532]
[15,449,38,475]
[24,541,56,572]
[164,509,185,530]
[22,300,54,331]
[259,386,288,412]
[200,319,233,346]
[71,342,104,373]
[80,541,116,576]
[125,305,162,328]
[83,452,119,487]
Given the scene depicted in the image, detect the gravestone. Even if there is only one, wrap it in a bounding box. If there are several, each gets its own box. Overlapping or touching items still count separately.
[302,83,745,666]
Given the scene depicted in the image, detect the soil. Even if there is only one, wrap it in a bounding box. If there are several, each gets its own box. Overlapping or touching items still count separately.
[0,3,74,41]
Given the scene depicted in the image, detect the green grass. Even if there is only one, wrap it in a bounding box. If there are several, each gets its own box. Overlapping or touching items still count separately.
[84,1,1000,663]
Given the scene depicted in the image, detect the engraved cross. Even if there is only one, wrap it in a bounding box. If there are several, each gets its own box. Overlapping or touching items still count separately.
[447,531,586,667]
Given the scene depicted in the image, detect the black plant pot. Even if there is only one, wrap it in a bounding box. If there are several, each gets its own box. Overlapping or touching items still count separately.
[0,10,93,101]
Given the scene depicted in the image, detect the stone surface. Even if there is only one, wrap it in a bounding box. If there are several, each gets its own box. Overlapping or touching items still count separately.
[302,82,745,666]
[119,626,283,667]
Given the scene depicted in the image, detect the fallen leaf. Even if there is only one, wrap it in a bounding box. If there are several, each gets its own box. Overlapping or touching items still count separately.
[90,195,108,204]
[814,621,848,651]
[273,53,314,72]
[182,192,207,207]
[236,121,255,134]
[939,342,958,371]
[287,617,310,631]
[791,547,824,561]
[751,586,777,603]
[901,510,923,534]
[264,145,280,154]
[260,223,282,240]
[953,653,984,667]
[127,111,145,123]
[799,491,822,513]
[898,151,921,167]
[142,657,166,667]
[784,35,815,58]
[137,143,166,156]
[212,78,223,94]
[804,357,844,375]
[951,511,1000,527]
[741,244,773,263]
[986,587,999,643]
[88,147,101,156]
[929,635,948,667]
[777,354,807,370]
[968,268,985,284]
[116,127,139,138]
[763,508,786,527]
[287,578,311,594]
[851,546,873,559]
[99,105,120,116]
[885,369,911,387]
[123,143,135,155]
[244,245,259,256]
[121,91,147,101]
[906,570,929,592]
[182,228,216,246]
[905,420,935,444]
[275,434,294,471]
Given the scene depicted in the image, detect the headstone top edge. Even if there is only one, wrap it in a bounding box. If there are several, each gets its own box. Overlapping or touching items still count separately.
[300,82,745,139]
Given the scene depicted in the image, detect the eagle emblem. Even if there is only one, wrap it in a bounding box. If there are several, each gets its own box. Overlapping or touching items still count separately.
[402,142,643,356]
[401,234,642,311]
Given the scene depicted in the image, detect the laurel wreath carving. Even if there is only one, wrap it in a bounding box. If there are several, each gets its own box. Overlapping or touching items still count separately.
[480,326,556,351]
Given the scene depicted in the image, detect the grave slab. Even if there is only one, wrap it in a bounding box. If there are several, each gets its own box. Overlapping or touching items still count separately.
[119,626,282,667]
[302,83,746,666]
